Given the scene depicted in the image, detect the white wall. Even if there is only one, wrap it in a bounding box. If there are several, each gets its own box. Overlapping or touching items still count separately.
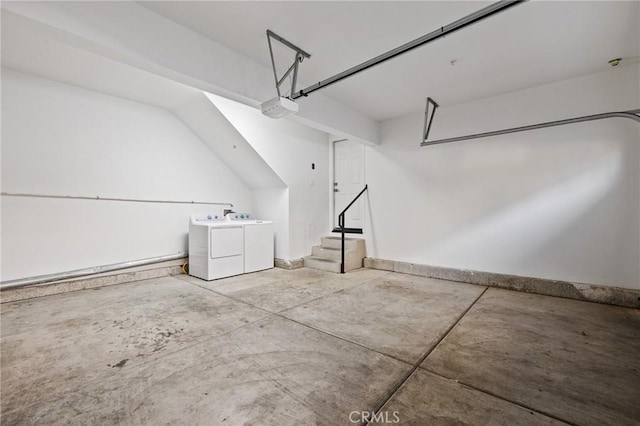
[251,188,289,260]
[210,94,331,260]
[1,69,252,281]
[364,65,640,289]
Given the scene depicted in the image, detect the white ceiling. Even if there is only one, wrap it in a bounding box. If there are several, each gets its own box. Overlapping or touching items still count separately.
[141,1,640,121]
[1,9,200,111]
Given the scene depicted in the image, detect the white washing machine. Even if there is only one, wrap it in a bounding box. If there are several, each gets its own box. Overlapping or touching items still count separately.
[225,213,274,273]
[188,213,244,280]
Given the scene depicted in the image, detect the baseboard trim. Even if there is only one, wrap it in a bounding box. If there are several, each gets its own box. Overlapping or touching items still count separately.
[1,261,184,304]
[364,257,640,309]
[275,258,304,270]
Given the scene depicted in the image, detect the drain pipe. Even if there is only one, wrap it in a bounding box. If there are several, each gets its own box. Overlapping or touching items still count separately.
[0,253,187,291]
[1,192,233,207]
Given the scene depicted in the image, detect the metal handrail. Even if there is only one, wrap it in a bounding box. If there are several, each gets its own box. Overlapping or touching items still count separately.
[337,185,368,273]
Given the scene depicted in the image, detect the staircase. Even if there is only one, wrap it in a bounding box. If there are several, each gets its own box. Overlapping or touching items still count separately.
[303,236,366,273]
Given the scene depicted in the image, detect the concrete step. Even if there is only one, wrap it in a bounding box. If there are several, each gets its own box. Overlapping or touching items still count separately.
[305,236,366,274]
[303,256,363,273]
[320,236,365,251]
[303,256,341,273]
[311,245,362,262]
[311,245,340,260]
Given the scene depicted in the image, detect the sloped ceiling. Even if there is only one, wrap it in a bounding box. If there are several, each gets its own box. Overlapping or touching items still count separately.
[0,11,200,110]
[1,3,379,144]
[1,9,285,191]
[173,94,286,190]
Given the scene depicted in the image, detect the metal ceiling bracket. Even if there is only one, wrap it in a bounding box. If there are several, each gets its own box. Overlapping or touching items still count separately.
[423,97,439,142]
[421,108,640,146]
[266,30,311,98]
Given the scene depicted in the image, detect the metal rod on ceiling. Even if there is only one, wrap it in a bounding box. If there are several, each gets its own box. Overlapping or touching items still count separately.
[291,53,301,95]
[267,31,282,97]
[423,97,439,142]
[266,30,311,98]
[1,192,233,207]
[421,110,640,146]
[0,253,187,290]
[266,30,311,59]
[291,0,526,100]
[277,60,298,88]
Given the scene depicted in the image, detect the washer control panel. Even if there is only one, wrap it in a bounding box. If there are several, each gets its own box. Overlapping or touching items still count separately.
[193,213,226,222]
[226,212,256,221]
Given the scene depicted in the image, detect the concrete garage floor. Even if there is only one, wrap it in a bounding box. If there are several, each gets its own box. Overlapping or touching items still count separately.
[1,268,638,425]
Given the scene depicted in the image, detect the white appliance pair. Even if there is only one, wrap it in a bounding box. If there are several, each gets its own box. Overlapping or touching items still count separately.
[188,213,274,281]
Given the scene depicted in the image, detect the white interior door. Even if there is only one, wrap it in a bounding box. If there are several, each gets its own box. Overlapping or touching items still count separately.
[334,139,365,229]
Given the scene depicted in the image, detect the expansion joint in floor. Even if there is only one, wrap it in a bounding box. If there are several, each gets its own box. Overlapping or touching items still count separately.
[364,286,489,425]
[421,368,577,426]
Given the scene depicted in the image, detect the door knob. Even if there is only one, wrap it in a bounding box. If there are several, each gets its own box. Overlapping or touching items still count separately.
[334,188,339,192]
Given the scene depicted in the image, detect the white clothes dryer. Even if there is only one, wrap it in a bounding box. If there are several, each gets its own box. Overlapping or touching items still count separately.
[225,213,274,273]
[188,213,244,280]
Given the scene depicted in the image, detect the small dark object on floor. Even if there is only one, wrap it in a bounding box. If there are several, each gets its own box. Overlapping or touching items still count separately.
[108,359,129,368]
